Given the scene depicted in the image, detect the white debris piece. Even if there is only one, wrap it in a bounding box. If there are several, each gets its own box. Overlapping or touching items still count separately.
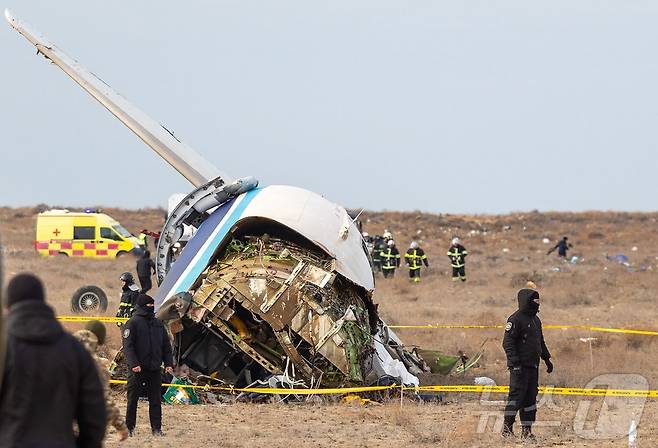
[372,333,419,386]
[474,377,496,386]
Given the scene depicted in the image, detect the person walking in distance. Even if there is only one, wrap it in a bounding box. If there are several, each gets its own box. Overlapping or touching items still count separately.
[547,236,572,258]
[447,237,468,282]
[502,288,554,440]
[74,320,129,442]
[404,241,429,283]
[380,239,401,278]
[371,235,386,273]
[0,274,106,447]
[136,250,156,293]
[122,294,174,437]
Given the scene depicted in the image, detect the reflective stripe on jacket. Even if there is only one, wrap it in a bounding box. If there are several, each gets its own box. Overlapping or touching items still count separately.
[405,248,428,270]
[447,244,468,268]
[380,247,401,269]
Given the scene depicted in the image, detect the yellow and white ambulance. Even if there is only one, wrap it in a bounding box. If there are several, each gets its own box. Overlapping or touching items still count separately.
[35,210,143,258]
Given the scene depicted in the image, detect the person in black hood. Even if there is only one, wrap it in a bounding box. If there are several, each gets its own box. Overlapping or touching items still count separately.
[0,273,106,448]
[136,251,156,293]
[122,293,173,437]
[501,288,553,440]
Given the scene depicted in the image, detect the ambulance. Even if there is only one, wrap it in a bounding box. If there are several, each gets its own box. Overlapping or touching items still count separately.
[35,210,143,258]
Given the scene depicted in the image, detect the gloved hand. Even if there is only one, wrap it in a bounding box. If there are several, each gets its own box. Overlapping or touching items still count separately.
[545,359,554,373]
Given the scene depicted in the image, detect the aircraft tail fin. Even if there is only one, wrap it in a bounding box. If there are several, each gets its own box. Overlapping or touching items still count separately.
[5,9,230,187]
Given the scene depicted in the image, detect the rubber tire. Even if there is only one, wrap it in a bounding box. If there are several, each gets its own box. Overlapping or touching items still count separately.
[70,285,108,314]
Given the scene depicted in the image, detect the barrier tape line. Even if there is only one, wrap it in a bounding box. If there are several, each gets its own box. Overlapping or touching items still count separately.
[57,316,658,336]
[387,324,658,336]
[108,379,397,395]
[58,316,128,323]
[108,379,658,398]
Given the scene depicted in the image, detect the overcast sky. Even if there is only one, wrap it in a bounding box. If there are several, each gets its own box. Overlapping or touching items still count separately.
[2,1,657,214]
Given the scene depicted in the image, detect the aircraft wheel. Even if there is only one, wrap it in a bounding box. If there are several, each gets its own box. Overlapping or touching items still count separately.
[71,285,108,314]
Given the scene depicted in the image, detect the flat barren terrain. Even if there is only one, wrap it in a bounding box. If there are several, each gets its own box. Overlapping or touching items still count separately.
[2,206,657,446]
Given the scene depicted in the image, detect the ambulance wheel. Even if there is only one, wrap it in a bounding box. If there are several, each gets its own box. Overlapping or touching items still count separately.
[71,285,108,314]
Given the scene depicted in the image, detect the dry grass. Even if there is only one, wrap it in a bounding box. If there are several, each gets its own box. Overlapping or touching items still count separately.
[3,206,658,446]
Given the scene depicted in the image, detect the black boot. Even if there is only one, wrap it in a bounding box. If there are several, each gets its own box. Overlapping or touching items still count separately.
[501,419,515,438]
[521,426,536,442]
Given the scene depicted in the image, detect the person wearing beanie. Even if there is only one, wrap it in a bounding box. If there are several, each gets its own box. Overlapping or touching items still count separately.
[74,321,129,442]
[122,293,174,437]
[501,289,553,440]
[0,273,106,447]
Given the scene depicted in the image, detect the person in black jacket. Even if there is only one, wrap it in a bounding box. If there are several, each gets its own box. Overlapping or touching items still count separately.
[116,272,140,324]
[122,294,173,437]
[380,240,401,278]
[136,251,156,293]
[0,273,106,448]
[547,236,572,258]
[447,237,468,282]
[502,288,554,440]
[404,241,429,283]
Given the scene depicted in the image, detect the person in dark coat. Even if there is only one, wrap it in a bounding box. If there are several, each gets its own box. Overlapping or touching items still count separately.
[0,273,106,448]
[502,288,553,440]
[404,241,429,283]
[547,236,572,258]
[136,251,156,293]
[122,294,174,437]
[371,236,386,273]
[380,240,401,278]
[116,272,140,324]
[447,237,468,282]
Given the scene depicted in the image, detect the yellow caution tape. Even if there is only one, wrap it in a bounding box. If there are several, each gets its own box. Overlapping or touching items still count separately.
[58,315,658,336]
[108,379,658,398]
[109,379,397,395]
[389,325,502,329]
[389,324,658,336]
[58,315,128,323]
[414,385,658,398]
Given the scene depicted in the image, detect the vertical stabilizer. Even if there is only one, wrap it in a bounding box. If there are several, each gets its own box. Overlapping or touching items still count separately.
[5,9,231,187]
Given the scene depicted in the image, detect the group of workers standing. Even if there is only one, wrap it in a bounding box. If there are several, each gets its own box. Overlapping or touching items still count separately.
[364,231,468,283]
[365,231,572,284]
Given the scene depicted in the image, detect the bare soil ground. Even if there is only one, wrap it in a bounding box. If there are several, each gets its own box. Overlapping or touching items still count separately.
[2,206,658,447]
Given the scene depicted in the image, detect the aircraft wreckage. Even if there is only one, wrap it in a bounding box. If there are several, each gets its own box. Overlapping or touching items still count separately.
[6,10,433,389]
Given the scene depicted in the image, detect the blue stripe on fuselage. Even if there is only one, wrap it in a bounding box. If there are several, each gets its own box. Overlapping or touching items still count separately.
[154,188,261,309]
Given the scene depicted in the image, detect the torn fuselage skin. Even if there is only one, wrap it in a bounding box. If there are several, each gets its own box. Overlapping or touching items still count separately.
[159,221,379,387]
[153,178,425,388]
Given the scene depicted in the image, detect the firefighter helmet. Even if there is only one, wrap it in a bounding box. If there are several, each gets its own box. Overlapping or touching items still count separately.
[119,272,134,283]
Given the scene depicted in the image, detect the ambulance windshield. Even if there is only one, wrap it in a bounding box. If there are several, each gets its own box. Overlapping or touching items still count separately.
[112,225,132,238]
